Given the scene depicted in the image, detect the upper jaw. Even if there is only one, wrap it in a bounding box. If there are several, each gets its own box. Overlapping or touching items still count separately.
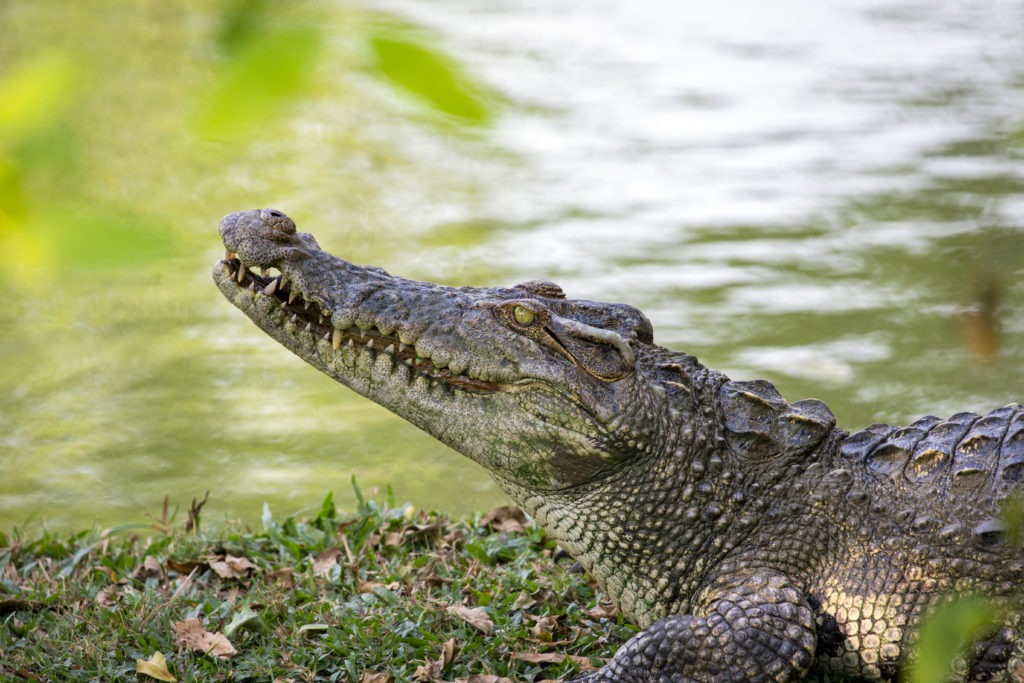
[213,209,522,391]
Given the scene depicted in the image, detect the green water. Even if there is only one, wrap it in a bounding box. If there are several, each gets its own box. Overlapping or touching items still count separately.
[1,0,1022,530]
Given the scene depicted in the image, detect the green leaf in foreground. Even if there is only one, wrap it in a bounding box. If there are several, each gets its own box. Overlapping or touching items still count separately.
[368,31,493,125]
[0,51,81,138]
[193,26,323,138]
[910,595,1006,683]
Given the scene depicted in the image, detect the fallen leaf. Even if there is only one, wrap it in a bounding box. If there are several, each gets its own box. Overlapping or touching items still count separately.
[0,599,46,616]
[95,587,119,607]
[359,672,391,683]
[586,597,618,620]
[528,614,560,642]
[412,659,440,682]
[136,651,177,682]
[208,554,255,579]
[512,590,536,611]
[358,579,385,594]
[447,604,494,635]
[479,506,530,533]
[131,556,164,581]
[165,558,203,574]
[313,547,342,577]
[173,617,237,659]
[264,567,294,588]
[440,638,457,667]
[413,638,458,681]
[512,651,597,669]
[384,531,403,546]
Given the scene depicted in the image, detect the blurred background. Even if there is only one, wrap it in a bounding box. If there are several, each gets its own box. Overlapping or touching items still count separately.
[1,0,1022,530]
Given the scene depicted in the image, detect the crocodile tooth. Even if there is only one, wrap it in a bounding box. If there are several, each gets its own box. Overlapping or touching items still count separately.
[288,289,299,305]
[404,358,414,366]
[332,329,343,350]
[304,301,312,311]
[304,323,312,334]
[319,314,327,325]
[359,329,366,340]
[398,342,406,353]
[364,339,374,351]
[262,279,278,295]
[383,344,395,355]
[290,314,298,324]
[345,338,355,349]
[236,266,247,284]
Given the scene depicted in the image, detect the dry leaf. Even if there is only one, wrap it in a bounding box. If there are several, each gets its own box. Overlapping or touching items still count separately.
[384,531,403,546]
[173,617,237,659]
[447,604,494,635]
[358,579,385,594]
[440,638,457,667]
[264,567,295,588]
[413,638,458,681]
[359,672,391,683]
[412,659,440,682]
[95,587,119,607]
[528,614,559,642]
[479,506,530,533]
[512,591,536,611]
[131,556,164,581]
[313,547,342,577]
[0,599,45,616]
[136,651,177,682]
[586,597,618,620]
[165,558,203,574]
[512,651,598,669]
[208,554,255,579]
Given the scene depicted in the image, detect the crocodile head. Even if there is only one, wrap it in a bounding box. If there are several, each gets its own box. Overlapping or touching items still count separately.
[213,209,686,495]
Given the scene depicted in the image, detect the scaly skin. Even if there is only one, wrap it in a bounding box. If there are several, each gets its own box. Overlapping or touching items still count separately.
[214,209,1024,681]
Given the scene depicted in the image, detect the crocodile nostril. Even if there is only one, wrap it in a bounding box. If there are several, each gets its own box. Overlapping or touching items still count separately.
[261,208,296,235]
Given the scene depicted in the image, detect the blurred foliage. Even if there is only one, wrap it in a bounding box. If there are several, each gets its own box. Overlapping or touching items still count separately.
[193,26,324,138]
[0,0,495,284]
[368,27,494,126]
[0,51,80,137]
[910,595,1007,683]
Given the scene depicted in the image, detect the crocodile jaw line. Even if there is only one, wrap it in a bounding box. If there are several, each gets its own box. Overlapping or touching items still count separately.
[213,255,511,395]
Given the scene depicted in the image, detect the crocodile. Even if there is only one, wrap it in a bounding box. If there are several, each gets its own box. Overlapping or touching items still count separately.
[213,208,1024,682]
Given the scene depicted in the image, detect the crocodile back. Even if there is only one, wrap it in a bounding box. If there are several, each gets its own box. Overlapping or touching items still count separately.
[837,404,1024,547]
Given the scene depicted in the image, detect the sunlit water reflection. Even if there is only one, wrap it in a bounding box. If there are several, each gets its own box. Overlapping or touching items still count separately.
[1,0,1022,530]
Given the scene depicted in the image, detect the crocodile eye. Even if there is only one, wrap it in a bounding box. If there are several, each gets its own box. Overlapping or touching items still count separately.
[513,305,536,326]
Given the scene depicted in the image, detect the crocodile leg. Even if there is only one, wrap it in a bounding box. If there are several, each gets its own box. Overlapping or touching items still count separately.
[575,571,816,682]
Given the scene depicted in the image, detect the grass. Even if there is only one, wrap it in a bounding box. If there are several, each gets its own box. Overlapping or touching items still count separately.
[0,486,636,682]
[3,486,1015,682]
